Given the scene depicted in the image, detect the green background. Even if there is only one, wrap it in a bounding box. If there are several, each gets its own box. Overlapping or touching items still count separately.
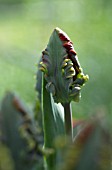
[0,0,112,118]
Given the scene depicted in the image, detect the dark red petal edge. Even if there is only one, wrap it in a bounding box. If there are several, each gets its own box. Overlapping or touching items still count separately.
[59,31,81,80]
[59,33,70,42]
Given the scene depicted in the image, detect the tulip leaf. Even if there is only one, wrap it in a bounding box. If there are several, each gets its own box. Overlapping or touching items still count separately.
[42,74,65,170]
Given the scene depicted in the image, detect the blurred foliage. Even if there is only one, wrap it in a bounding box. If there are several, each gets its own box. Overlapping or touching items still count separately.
[0,0,24,4]
[60,115,112,170]
[0,143,14,170]
[0,92,44,170]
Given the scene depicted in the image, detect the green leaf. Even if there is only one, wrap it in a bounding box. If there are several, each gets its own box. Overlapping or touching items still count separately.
[42,74,65,170]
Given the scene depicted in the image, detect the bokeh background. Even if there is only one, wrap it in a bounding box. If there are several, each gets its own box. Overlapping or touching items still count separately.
[0,0,112,169]
[0,0,112,117]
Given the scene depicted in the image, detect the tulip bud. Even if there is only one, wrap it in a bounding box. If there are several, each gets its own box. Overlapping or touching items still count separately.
[39,27,89,103]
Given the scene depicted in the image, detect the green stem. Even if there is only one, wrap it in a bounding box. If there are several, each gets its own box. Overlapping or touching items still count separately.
[63,103,73,141]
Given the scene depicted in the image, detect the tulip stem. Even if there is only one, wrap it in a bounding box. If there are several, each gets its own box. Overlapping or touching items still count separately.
[63,102,73,141]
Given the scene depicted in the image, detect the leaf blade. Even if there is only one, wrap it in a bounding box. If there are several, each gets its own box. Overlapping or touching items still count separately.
[42,74,65,170]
